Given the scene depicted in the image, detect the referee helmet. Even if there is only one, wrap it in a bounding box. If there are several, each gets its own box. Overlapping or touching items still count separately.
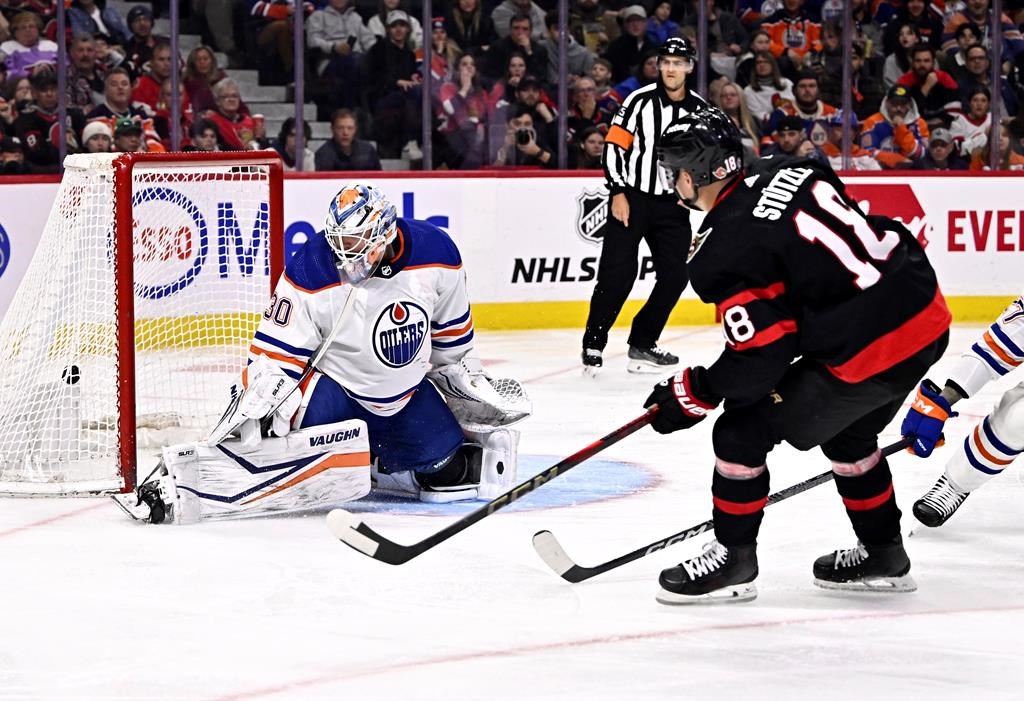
[657,37,696,60]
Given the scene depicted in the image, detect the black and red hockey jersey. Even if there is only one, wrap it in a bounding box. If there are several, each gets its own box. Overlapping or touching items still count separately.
[690,156,951,406]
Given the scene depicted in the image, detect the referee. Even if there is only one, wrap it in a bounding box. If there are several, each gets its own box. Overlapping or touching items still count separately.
[582,37,705,376]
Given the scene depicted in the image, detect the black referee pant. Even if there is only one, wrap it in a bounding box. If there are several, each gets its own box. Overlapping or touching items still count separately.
[583,189,691,352]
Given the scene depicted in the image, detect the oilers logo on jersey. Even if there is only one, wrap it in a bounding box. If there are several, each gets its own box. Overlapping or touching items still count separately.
[373,301,429,368]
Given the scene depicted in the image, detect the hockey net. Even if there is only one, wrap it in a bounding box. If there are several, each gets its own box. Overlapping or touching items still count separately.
[0,152,283,495]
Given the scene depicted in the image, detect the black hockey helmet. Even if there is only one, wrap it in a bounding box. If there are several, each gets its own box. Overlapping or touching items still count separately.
[658,106,743,207]
[658,37,696,60]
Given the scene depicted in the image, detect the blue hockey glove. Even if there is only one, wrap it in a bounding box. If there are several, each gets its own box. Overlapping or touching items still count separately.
[644,367,720,435]
[901,379,957,458]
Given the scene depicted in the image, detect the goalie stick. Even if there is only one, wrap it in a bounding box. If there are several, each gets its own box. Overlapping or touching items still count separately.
[207,283,359,445]
[325,408,658,565]
[532,435,915,583]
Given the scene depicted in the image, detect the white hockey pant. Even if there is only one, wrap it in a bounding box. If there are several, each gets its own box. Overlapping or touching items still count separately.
[947,382,1024,492]
[163,419,370,523]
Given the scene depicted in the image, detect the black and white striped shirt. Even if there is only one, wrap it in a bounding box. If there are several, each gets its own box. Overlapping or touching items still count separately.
[603,83,708,197]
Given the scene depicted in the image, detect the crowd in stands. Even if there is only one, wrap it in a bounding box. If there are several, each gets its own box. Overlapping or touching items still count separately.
[2,0,1024,173]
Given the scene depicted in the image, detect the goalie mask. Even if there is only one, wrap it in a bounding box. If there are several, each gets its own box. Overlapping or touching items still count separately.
[325,183,398,284]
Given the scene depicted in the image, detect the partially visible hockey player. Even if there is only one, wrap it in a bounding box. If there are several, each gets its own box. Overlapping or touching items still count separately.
[116,183,529,524]
[644,107,951,604]
[900,294,1024,527]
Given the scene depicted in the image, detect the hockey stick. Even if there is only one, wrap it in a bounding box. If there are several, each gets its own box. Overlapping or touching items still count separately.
[325,408,658,565]
[207,284,359,445]
[532,435,915,583]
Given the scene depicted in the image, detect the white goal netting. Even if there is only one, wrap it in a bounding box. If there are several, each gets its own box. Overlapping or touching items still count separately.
[0,153,281,495]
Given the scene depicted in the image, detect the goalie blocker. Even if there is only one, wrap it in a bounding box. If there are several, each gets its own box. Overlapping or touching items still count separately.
[113,420,371,524]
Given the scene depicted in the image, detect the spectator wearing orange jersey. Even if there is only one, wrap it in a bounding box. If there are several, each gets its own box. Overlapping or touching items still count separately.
[761,0,821,79]
[859,84,929,168]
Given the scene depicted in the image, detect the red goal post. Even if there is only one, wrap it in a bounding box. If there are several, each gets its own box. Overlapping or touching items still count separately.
[0,151,284,496]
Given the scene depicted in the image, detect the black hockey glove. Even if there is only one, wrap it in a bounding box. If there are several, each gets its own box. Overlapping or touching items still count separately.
[644,366,720,434]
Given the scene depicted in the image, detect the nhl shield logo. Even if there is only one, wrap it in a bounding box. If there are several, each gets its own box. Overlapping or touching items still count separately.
[372,301,429,368]
[575,186,610,245]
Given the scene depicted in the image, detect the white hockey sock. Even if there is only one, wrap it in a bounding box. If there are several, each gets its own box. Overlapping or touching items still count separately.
[947,417,1023,493]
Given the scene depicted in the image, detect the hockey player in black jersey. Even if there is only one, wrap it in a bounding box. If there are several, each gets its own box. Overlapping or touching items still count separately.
[645,107,951,604]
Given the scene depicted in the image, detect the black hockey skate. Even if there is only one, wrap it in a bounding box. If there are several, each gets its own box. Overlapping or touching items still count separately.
[657,540,758,605]
[627,345,679,374]
[913,475,969,527]
[582,349,603,378]
[813,538,916,592]
[111,465,176,524]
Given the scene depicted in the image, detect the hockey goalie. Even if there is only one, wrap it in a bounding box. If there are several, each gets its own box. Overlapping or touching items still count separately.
[115,183,531,524]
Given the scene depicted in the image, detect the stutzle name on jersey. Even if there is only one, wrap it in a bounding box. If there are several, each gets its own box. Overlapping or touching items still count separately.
[752,167,814,221]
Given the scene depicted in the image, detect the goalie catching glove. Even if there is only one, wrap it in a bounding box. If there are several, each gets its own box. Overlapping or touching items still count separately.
[645,366,720,434]
[206,355,303,446]
[427,353,532,430]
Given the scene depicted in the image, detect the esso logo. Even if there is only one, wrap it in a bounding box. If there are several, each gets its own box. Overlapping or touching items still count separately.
[129,187,209,300]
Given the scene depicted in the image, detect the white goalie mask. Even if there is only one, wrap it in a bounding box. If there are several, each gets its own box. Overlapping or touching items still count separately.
[325,183,398,284]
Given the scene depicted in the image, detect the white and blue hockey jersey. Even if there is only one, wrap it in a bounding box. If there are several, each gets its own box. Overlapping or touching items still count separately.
[948,293,1024,398]
[247,218,475,416]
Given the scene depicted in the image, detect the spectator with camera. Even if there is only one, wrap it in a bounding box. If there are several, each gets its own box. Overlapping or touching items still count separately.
[493,103,553,167]
[509,74,557,143]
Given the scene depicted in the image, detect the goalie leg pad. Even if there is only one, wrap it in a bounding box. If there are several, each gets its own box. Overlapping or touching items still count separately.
[156,419,370,523]
[463,426,519,499]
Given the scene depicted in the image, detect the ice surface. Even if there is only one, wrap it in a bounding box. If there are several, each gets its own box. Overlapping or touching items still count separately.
[2,326,1022,700]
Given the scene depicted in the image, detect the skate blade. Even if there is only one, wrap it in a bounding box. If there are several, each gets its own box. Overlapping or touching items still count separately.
[111,493,149,522]
[656,582,757,605]
[582,366,601,378]
[627,361,677,375]
[813,574,917,593]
